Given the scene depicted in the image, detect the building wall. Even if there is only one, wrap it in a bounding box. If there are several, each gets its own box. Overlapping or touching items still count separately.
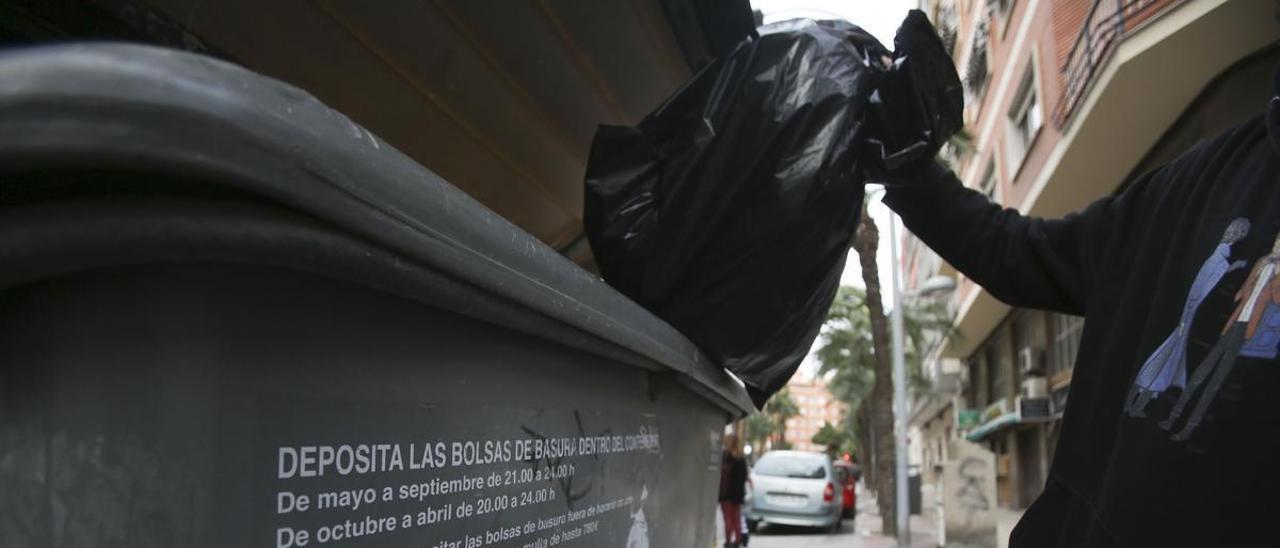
[783,376,847,453]
[915,406,956,484]
[938,0,1073,310]
[912,0,1273,520]
[962,308,1069,508]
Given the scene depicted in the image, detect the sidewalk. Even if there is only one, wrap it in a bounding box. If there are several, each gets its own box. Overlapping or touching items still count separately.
[851,484,939,548]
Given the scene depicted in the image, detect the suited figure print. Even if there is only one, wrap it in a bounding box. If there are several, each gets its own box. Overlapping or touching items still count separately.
[1161,230,1280,440]
[1126,218,1250,417]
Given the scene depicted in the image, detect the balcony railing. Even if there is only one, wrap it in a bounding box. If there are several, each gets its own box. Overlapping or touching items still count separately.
[1051,0,1173,128]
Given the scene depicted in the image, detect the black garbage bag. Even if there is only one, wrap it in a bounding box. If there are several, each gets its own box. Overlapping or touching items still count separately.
[867,10,965,172]
[584,11,961,407]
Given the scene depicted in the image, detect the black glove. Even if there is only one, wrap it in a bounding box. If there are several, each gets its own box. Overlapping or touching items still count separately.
[864,10,964,177]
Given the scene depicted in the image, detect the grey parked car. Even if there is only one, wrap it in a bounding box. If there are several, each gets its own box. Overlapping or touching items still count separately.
[746,451,842,532]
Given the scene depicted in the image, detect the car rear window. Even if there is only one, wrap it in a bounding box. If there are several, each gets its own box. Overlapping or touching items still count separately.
[753,455,827,479]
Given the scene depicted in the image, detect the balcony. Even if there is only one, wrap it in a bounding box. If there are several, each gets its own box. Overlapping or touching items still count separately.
[1053,0,1180,128]
[938,0,1275,361]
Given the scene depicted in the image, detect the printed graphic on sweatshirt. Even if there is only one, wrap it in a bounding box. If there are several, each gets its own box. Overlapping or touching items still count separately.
[1159,231,1280,440]
[1125,218,1251,418]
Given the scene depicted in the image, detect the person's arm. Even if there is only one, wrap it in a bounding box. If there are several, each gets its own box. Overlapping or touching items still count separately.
[881,161,1153,315]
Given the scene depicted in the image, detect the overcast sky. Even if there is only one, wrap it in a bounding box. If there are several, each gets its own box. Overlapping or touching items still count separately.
[749,0,918,377]
[752,0,919,45]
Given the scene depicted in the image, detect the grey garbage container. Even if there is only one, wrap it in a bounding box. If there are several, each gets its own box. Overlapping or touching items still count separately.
[0,44,753,548]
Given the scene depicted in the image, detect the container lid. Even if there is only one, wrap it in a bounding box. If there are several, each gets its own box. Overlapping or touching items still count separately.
[0,43,754,416]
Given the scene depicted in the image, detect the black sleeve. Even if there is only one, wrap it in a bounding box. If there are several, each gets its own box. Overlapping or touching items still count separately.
[882,161,1152,315]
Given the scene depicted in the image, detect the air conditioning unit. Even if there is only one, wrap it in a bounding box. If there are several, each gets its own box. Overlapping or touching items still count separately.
[1018,347,1043,375]
[1021,376,1048,398]
[935,372,963,395]
[938,357,963,375]
[1017,396,1053,421]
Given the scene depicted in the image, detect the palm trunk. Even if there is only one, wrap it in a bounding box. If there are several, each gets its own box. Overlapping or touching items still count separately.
[852,203,897,536]
[856,406,874,484]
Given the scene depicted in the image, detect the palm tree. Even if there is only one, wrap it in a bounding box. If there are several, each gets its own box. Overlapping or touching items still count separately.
[743,412,776,456]
[849,204,898,535]
[764,388,799,449]
[829,204,957,535]
[810,421,853,456]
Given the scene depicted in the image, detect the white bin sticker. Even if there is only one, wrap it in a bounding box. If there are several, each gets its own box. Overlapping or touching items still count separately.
[258,401,662,548]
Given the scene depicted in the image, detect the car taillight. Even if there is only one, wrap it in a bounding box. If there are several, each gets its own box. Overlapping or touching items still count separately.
[823,482,835,502]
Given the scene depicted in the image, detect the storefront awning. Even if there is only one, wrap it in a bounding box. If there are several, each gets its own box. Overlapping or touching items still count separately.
[965,412,1019,442]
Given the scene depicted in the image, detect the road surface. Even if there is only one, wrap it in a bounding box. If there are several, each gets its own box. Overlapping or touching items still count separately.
[748,520,862,547]
[732,484,938,548]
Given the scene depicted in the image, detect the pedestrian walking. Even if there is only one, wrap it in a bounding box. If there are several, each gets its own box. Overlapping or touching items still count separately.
[877,58,1280,546]
[718,434,748,548]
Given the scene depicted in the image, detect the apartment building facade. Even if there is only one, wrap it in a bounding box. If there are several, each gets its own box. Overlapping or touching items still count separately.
[783,375,848,453]
[904,0,1277,544]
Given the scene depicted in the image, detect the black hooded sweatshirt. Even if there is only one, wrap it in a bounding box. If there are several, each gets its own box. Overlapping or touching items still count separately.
[883,79,1280,547]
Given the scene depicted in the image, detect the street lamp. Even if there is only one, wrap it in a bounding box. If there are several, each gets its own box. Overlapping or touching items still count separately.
[909,275,957,299]
[868,187,956,546]
[893,270,955,546]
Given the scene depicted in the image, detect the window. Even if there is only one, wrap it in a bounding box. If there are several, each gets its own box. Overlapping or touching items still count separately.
[935,0,960,54]
[1006,59,1042,178]
[966,356,986,409]
[964,16,991,104]
[986,331,1010,402]
[1049,313,1084,378]
[989,0,1015,37]
[1014,312,1045,353]
[985,345,1004,404]
[913,242,943,281]
[979,160,999,203]
[1012,314,1031,355]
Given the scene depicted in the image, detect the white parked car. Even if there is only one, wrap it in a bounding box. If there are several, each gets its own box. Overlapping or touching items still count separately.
[746,451,842,532]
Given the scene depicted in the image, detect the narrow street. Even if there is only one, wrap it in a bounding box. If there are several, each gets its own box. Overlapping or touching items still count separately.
[722,485,939,548]
[748,516,862,547]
